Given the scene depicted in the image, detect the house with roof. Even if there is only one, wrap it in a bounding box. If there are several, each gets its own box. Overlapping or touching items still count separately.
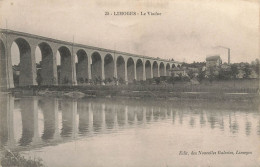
[170,67,187,77]
[187,67,200,77]
[205,55,222,77]
[206,55,222,68]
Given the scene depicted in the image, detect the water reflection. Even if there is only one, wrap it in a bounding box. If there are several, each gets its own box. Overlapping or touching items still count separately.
[78,100,92,135]
[39,99,57,140]
[116,106,127,127]
[20,97,39,146]
[0,94,259,152]
[105,104,115,129]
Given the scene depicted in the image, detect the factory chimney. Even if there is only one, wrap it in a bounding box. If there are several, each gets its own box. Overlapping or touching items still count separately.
[228,48,230,65]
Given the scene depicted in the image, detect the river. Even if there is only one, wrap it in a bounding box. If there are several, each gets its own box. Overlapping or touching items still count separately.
[0,94,259,167]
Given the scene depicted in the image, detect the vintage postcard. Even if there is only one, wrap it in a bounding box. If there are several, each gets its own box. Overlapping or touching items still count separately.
[0,0,259,167]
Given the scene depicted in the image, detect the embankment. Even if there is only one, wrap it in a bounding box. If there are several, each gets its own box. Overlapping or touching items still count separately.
[7,79,259,101]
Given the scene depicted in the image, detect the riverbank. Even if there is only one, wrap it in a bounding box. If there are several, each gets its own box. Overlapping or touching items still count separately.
[7,80,259,101]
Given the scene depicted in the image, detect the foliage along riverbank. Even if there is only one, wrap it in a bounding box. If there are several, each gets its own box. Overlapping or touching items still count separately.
[8,79,259,101]
[1,149,45,167]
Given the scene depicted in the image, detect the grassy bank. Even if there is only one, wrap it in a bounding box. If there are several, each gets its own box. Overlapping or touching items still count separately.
[1,150,45,167]
[8,79,259,100]
[12,79,259,92]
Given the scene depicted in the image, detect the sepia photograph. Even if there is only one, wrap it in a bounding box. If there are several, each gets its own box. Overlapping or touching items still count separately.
[0,0,259,166]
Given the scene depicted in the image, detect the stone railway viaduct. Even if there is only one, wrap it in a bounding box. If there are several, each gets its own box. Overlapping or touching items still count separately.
[0,29,182,89]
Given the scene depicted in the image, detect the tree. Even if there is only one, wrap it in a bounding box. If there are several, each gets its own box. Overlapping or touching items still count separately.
[78,77,84,84]
[166,76,175,85]
[243,64,251,78]
[104,78,112,84]
[140,80,146,85]
[13,73,19,86]
[154,78,161,85]
[89,79,94,85]
[118,77,125,85]
[62,77,69,84]
[133,79,137,85]
[187,70,194,79]
[113,77,119,85]
[230,64,239,78]
[36,70,42,85]
[218,68,231,80]
[182,76,190,82]
[197,69,205,82]
[252,58,259,77]
[208,67,216,83]
[94,76,102,85]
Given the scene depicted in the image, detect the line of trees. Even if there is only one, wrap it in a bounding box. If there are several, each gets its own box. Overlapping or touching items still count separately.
[20,59,260,86]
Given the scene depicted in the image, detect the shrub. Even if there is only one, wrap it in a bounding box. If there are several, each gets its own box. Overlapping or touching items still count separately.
[154,77,161,85]
[182,76,190,82]
[94,76,102,85]
[106,78,112,83]
[197,70,206,82]
[1,150,45,167]
[36,73,42,86]
[140,80,146,85]
[118,77,125,85]
[166,77,175,85]
[133,79,137,85]
[13,73,19,86]
[173,76,180,81]
[78,77,84,84]
[146,79,153,85]
[88,79,94,85]
[62,77,69,84]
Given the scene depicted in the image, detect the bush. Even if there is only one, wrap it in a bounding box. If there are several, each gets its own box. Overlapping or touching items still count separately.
[154,77,161,85]
[103,78,112,84]
[146,79,153,85]
[36,72,42,86]
[118,77,125,85]
[77,77,84,84]
[13,73,19,86]
[1,150,45,167]
[166,77,175,85]
[62,77,69,84]
[140,80,146,85]
[197,70,206,82]
[173,76,181,81]
[88,79,94,85]
[94,76,102,85]
[133,79,137,85]
[182,76,190,82]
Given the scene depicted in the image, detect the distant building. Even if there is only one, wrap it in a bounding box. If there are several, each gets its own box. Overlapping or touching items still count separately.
[249,70,258,79]
[205,55,222,77]
[170,67,187,77]
[206,55,222,68]
[202,66,206,72]
[236,69,245,78]
[187,67,200,77]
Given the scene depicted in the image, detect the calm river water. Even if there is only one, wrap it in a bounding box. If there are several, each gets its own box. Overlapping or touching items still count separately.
[0,94,259,167]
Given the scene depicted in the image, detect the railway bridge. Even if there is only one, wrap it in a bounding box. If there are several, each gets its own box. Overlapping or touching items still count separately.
[0,29,182,88]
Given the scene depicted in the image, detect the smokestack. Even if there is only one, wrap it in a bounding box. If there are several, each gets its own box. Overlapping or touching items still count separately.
[228,48,230,64]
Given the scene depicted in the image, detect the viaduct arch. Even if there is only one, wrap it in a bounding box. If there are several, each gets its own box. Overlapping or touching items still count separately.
[0,29,182,88]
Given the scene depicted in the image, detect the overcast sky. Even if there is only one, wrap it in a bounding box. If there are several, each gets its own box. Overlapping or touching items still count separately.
[0,0,259,64]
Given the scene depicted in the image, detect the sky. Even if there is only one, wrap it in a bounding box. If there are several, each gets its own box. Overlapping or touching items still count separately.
[0,0,259,64]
